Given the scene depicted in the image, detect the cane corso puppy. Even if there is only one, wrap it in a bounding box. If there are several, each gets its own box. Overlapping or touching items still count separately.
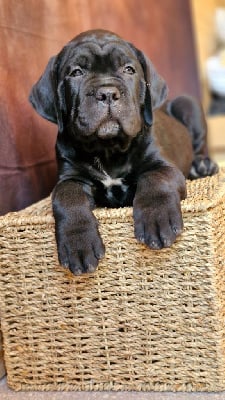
[29,29,218,275]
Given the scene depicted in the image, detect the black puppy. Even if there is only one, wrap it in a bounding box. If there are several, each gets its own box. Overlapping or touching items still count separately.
[29,29,218,275]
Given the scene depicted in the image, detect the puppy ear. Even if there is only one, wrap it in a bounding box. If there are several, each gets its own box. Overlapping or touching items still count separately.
[29,56,58,124]
[130,45,168,126]
[140,52,168,127]
[141,53,168,110]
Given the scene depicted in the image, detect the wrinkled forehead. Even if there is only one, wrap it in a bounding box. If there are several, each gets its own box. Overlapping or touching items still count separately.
[57,38,140,75]
[70,30,122,46]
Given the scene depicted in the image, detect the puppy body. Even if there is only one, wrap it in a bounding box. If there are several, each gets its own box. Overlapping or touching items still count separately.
[30,30,218,275]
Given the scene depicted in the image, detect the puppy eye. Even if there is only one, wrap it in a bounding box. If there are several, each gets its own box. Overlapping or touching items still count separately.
[123,65,136,74]
[69,67,84,77]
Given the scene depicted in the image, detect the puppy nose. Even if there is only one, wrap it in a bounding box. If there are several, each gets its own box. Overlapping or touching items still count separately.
[96,86,120,103]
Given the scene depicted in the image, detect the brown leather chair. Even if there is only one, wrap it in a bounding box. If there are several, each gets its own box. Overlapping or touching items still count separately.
[0,0,200,215]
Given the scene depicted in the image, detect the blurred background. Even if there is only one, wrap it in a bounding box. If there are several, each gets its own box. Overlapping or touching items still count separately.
[192,0,225,162]
[0,0,225,215]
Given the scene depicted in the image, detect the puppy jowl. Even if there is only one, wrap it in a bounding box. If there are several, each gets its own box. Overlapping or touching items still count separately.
[30,29,218,275]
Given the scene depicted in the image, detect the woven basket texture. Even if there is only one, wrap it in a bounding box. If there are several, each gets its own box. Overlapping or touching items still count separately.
[0,329,5,379]
[0,170,225,392]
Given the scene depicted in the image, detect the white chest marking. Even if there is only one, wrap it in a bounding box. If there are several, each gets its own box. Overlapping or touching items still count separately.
[93,157,129,200]
[101,170,128,201]
[102,175,123,188]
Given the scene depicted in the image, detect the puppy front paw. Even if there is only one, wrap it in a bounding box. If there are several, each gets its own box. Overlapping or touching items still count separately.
[55,216,105,275]
[133,195,183,250]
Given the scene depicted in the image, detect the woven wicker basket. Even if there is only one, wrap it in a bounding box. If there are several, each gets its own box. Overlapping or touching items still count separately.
[0,329,5,379]
[0,170,225,392]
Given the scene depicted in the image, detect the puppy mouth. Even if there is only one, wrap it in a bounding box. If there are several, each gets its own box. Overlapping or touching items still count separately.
[73,116,134,153]
[97,120,120,139]
[95,120,132,152]
[79,123,132,153]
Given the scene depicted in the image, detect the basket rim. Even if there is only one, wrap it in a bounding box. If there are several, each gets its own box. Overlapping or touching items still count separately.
[1,169,225,228]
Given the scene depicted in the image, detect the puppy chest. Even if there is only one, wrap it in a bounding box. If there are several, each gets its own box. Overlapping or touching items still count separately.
[91,157,131,206]
[100,174,129,206]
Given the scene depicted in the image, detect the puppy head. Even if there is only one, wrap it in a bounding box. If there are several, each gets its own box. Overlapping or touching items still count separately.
[29,29,168,152]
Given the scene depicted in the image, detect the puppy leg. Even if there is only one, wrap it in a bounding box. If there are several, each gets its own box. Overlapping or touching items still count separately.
[52,180,105,275]
[165,95,218,179]
[133,165,186,250]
